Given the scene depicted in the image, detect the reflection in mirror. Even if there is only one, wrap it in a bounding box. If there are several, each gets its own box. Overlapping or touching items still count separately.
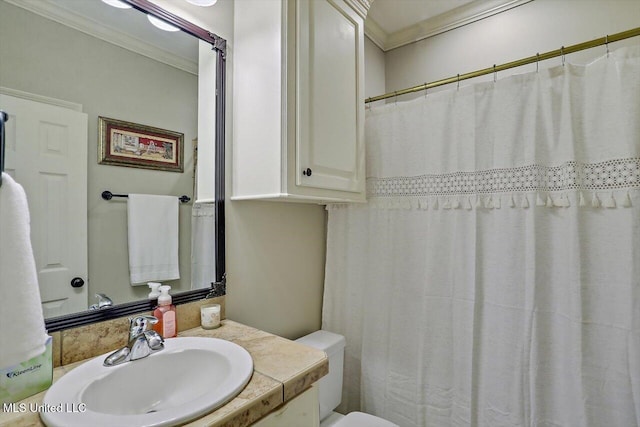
[0,0,225,330]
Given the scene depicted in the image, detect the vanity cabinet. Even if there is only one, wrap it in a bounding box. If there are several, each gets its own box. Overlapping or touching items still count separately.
[233,0,367,203]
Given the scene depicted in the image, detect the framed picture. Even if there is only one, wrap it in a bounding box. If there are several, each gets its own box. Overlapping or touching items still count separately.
[98,117,184,172]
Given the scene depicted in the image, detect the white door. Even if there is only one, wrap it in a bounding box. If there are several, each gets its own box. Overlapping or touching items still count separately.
[0,93,88,318]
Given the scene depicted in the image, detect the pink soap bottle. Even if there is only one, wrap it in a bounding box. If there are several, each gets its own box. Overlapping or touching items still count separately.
[153,285,177,338]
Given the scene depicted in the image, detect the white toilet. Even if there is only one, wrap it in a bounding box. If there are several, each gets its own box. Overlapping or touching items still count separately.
[296,330,398,427]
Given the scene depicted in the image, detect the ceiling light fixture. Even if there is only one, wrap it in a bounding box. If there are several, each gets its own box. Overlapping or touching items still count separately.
[101,0,132,9]
[147,15,180,32]
[185,0,218,6]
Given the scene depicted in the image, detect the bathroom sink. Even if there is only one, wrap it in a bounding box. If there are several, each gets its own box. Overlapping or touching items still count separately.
[41,337,253,427]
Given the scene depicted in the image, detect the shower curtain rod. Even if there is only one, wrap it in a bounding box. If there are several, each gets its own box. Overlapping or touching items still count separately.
[365,26,640,104]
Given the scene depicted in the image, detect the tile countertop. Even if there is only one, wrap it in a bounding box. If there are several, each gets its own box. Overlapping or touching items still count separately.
[0,320,329,427]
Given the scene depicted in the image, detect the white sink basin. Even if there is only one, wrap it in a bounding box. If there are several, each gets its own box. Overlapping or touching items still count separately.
[41,337,253,427]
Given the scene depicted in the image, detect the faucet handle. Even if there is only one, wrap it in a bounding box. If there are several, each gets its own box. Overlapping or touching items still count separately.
[143,330,165,350]
[129,315,158,341]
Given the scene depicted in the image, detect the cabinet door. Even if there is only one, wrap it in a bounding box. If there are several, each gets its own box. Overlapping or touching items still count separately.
[296,0,364,193]
[252,385,320,426]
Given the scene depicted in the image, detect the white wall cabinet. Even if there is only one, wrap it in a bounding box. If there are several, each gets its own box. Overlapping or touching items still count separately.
[253,385,320,426]
[233,0,367,203]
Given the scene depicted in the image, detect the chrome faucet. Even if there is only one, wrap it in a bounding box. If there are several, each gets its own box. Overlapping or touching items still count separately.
[103,315,164,367]
[89,293,113,310]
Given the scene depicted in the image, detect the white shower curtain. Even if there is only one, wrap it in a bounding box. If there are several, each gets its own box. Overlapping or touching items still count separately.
[191,202,215,289]
[323,46,640,427]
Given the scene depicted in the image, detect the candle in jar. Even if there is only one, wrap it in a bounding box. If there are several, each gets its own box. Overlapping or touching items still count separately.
[200,303,221,329]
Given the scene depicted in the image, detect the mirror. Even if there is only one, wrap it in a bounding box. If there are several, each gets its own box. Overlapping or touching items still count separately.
[0,0,226,331]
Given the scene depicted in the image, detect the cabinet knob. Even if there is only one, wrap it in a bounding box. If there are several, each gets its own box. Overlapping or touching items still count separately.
[70,277,85,288]
[302,168,312,176]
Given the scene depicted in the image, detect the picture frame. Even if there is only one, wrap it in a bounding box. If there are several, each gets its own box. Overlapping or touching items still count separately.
[98,116,184,172]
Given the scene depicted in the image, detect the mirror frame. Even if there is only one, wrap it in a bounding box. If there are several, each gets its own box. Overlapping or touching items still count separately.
[45,0,226,333]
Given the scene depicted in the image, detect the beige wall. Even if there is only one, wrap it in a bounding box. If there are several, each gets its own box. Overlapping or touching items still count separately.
[0,1,197,305]
[384,0,640,102]
[151,0,327,339]
[149,1,392,340]
[364,36,386,103]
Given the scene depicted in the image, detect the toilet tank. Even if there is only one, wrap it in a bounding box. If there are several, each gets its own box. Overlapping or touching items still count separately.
[296,330,346,420]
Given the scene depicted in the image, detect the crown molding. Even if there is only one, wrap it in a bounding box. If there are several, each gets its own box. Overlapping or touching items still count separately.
[0,87,83,112]
[363,13,387,51]
[4,0,198,75]
[365,0,533,52]
[343,0,373,20]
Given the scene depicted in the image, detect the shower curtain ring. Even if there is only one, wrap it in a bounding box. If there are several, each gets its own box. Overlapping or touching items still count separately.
[605,35,610,57]
[561,46,565,66]
[536,53,540,72]
[394,91,398,104]
[457,74,460,91]
[424,83,428,98]
[493,65,497,83]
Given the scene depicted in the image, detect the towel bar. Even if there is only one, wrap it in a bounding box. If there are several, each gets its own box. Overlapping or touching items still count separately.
[101,190,190,204]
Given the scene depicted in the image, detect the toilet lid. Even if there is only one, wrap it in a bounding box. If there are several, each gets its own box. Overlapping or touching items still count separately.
[333,412,399,427]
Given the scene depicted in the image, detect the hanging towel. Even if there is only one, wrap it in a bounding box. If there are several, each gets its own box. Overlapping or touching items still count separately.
[0,173,48,368]
[127,194,180,285]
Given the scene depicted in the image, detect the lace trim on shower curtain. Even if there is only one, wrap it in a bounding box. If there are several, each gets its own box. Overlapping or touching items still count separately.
[363,157,640,210]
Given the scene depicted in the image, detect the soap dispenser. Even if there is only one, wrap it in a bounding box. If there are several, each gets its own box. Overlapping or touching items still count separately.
[147,282,161,303]
[152,285,177,338]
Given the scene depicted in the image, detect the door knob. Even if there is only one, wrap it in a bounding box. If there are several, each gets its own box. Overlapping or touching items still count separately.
[302,168,312,176]
[70,277,85,288]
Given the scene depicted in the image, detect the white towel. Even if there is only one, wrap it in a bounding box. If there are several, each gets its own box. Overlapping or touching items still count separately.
[127,194,180,285]
[0,173,48,368]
